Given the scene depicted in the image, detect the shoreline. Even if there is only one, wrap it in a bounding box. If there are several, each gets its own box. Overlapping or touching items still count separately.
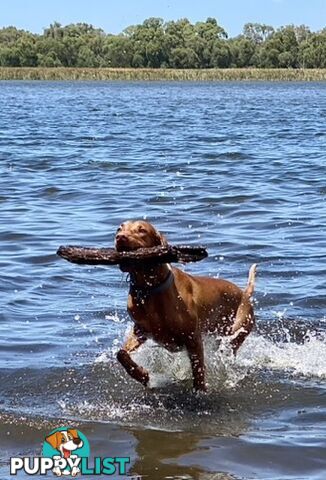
[1,67,326,81]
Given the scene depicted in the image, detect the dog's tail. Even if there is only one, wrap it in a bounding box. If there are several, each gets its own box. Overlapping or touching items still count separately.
[244,263,257,298]
[230,263,257,351]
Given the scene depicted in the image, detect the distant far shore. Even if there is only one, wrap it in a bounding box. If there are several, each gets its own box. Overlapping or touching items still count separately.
[1,67,326,81]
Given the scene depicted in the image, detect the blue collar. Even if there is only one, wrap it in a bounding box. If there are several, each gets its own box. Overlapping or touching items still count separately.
[129,269,174,301]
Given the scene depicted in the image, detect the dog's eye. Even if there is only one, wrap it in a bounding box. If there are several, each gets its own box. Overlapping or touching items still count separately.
[116,227,122,233]
[138,226,147,233]
[61,437,65,443]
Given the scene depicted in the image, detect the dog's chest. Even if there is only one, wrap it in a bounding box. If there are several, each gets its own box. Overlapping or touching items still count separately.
[127,295,184,348]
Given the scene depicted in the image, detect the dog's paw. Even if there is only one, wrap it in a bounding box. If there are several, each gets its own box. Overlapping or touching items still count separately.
[193,383,208,394]
[52,466,62,476]
[140,368,150,387]
[71,466,80,476]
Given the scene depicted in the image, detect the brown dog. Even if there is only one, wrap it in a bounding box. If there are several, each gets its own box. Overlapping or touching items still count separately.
[116,220,256,392]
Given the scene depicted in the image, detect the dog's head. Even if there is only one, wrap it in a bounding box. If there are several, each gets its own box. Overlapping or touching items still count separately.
[45,429,83,459]
[115,220,166,252]
[115,220,167,271]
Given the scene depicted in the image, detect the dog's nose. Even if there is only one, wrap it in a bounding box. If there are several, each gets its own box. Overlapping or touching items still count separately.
[116,234,128,242]
[115,233,131,252]
[73,438,81,446]
[115,234,129,248]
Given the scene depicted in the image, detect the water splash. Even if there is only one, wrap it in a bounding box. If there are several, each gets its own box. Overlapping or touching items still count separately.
[239,330,326,379]
[96,323,326,389]
[22,321,324,433]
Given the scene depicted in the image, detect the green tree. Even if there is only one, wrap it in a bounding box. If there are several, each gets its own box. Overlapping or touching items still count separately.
[0,46,21,66]
[193,18,228,67]
[294,25,312,43]
[299,30,326,68]
[229,37,256,67]
[44,22,64,40]
[103,36,133,67]
[37,51,62,67]
[210,40,231,67]
[243,23,274,44]
[0,19,324,69]
[76,45,99,67]
[0,26,27,44]
[124,18,167,68]
[169,47,199,68]
[36,37,65,65]
[258,26,299,67]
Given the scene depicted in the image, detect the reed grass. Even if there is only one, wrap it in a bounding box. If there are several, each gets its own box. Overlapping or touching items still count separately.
[1,67,326,81]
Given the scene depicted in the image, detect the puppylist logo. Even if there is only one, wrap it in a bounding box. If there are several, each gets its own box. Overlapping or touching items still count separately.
[10,427,130,476]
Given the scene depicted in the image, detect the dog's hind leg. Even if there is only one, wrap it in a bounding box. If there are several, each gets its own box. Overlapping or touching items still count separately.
[229,264,257,353]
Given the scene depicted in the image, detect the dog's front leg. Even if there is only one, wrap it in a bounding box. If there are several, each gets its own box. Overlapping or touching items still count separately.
[117,326,149,386]
[51,456,62,476]
[185,333,207,392]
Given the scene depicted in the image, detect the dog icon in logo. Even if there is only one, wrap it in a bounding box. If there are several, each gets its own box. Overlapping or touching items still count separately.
[45,428,84,476]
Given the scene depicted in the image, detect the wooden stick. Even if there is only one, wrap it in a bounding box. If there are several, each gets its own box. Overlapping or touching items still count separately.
[57,244,208,266]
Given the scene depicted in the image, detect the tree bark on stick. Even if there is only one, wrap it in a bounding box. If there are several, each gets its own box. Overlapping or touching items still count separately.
[57,244,208,267]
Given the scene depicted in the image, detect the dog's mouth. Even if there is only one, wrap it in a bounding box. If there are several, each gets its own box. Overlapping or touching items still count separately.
[62,447,71,459]
[116,244,133,252]
[115,240,142,253]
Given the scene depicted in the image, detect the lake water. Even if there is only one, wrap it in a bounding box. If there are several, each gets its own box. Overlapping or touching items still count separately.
[0,81,325,480]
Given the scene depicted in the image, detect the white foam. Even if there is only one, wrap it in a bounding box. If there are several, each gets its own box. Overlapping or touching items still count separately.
[95,325,326,389]
[94,350,112,364]
[239,331,326,379]
[133,341,192,388]
[132,336,249,390]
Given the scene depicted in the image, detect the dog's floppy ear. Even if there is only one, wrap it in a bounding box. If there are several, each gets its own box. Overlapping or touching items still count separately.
[159,233,168,247]
[45,431,61,450]
[153,228,168,247]
[67,429,79,440]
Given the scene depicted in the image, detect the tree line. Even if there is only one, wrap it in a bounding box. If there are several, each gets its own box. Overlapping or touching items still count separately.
[0,18,325,69]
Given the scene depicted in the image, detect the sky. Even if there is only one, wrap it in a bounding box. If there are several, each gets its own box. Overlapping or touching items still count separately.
[1,0,325,37]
